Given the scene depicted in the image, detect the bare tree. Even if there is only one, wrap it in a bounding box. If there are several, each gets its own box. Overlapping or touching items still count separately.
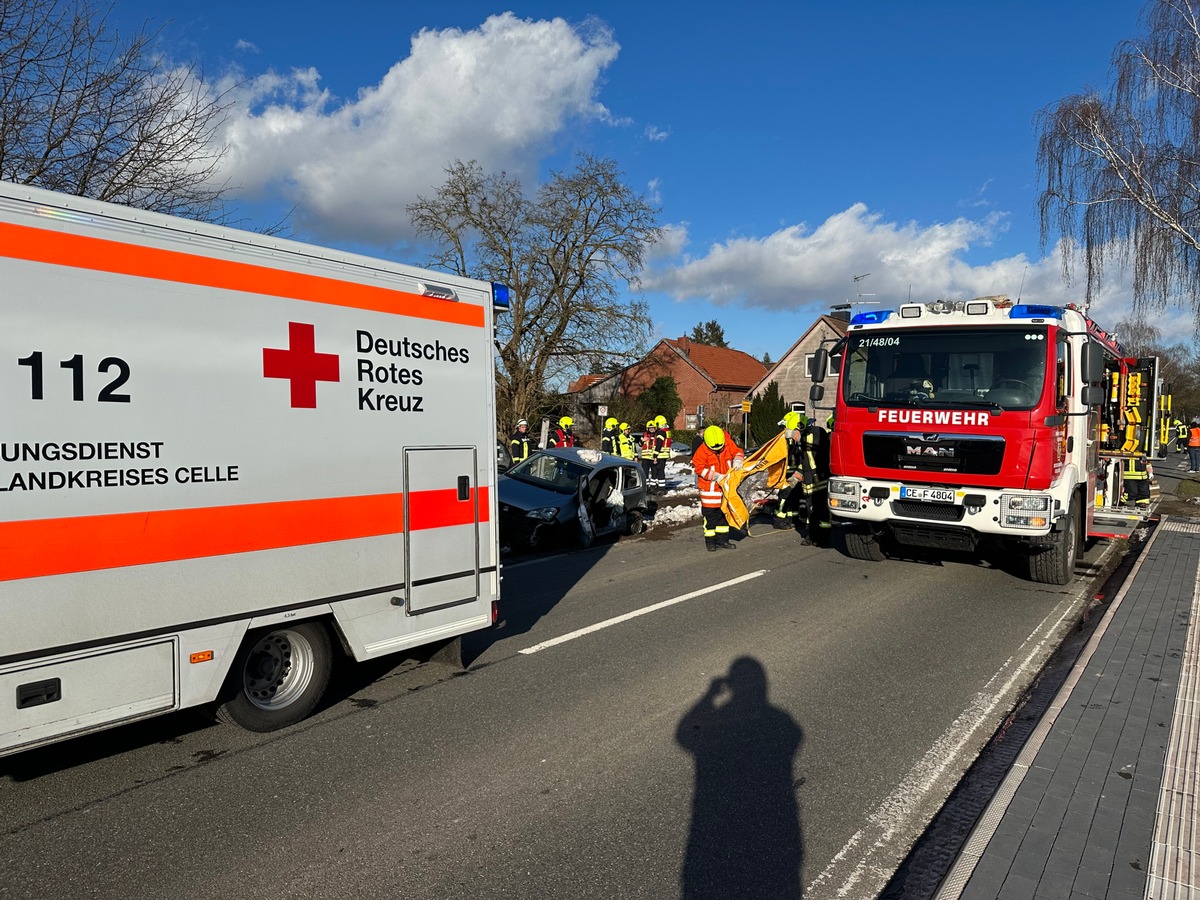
[408,153,661,427]
[1114,318,1200,414]
[1037,0,1200,322]
[0,0,230,219]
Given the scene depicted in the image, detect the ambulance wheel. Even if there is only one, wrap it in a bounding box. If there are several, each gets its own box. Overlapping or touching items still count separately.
[844,525,886,562]
[216,622,333,732]
[1029,499,1079,586]
[625,510,644,536]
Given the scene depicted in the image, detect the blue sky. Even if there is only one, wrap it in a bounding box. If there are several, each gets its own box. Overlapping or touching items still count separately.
[110,0,1172,366]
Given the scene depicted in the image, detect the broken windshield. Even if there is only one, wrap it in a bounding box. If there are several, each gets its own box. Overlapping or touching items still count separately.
[841,326,1049,411]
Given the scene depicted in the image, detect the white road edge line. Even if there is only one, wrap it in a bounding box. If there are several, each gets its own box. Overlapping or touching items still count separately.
[805,545,1118,900]
[518,570,769,655]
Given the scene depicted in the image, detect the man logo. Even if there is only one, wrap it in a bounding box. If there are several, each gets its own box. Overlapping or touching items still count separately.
[906,444,955,457]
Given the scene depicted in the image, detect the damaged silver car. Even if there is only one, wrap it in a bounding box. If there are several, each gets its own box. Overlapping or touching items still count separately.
[497,447,648,550]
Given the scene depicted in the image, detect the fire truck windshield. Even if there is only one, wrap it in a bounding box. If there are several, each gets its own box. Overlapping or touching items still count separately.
[841,326,1049,410]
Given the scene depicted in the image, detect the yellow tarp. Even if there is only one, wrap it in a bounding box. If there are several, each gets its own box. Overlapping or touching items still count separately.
[721,432,791,532]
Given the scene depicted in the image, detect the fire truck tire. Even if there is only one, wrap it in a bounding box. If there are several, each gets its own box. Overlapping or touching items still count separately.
[216,622,334,732]
[1029,500,1080,585]
[844,525,886,562]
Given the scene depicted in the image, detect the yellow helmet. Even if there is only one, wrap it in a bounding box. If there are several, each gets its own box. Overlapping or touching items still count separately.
[604,417,618,429]
[703,425,725,449]
[559,416,573,429]
[619,422,630,431]
[646,420,657,429]
[655,415,668,427]
[779,411,802,431]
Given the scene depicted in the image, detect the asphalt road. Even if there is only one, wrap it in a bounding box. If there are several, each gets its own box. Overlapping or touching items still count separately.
[0,521,1118,899]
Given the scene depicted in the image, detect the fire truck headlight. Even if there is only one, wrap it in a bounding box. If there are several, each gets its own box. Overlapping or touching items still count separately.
[827,480,861,511]
[1004,494,1050,511]
[1000,494,1051,528]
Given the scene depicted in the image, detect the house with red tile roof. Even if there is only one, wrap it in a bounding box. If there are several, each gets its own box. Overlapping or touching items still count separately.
[570,337,767,431]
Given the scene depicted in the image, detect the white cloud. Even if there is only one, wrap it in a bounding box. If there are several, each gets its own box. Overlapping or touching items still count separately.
[643,203,1196,341]
[644,125,670,142]
[234,39,260,53]
[213,13,619,245]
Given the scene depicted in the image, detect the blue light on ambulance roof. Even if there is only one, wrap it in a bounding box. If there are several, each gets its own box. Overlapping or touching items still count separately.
[492,282,512,309]
[850,309,895,325]
[1008,304,1063,320]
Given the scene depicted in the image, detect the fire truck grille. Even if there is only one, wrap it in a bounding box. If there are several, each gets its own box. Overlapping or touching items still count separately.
[863,432,1005,475]
[891,500,965,522]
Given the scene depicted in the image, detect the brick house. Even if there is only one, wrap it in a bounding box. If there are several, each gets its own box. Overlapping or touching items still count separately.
[610,337,767,431]
[748,312,849,418]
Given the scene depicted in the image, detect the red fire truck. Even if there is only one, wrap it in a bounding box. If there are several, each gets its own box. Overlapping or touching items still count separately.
[809,297,1160,584]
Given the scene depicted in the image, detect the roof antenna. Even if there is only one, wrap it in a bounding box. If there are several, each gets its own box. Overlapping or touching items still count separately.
[1016,265,1027,302]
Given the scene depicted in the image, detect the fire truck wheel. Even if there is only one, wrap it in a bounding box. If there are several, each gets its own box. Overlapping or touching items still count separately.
[1029,499,1079,586]
[216,622,334,732]
[844,525,886,562]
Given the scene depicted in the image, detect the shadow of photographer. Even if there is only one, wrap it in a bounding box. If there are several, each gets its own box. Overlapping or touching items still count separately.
[676,656,805,899]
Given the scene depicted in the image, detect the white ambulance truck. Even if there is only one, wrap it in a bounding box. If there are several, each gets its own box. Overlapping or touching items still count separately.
[0,182,505,756]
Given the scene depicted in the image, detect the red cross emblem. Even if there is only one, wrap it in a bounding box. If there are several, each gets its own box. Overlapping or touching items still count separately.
[262,322,340,408]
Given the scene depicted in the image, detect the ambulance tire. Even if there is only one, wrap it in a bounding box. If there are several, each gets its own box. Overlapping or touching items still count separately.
[844,525,886,562]
[625,510,644,536]
[216,622,334,732]
[1029,499,1079,586]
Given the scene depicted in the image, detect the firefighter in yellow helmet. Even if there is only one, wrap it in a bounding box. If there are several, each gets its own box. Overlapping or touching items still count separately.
[640,419,658,489]
[693,425,744,550]
[548,415,575,449]
[773,411,806,530]
[600,416,620,455]
[653,414,671,493]
[617,422,637,460]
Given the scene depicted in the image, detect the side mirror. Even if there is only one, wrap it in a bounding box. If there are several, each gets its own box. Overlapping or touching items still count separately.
[1081,385,1104,408]
[1080,341,1105,384]
[809,384,825,403]
[811,348,829,383]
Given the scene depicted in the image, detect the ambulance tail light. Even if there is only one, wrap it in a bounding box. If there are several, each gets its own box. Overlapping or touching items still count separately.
[491,600,500,627]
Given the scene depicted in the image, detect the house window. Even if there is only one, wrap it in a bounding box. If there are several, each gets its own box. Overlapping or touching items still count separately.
[685,414,698,429]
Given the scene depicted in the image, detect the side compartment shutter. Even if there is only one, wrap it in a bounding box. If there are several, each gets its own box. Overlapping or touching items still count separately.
[404,447,480,613]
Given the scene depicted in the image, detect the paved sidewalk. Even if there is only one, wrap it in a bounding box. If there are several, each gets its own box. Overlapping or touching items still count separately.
[934,515,1200,900]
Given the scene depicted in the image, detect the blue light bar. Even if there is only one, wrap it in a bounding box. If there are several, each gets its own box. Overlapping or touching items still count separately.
[492,282,512,308]
[850,309,895,325]
[1008,304,1063,320]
